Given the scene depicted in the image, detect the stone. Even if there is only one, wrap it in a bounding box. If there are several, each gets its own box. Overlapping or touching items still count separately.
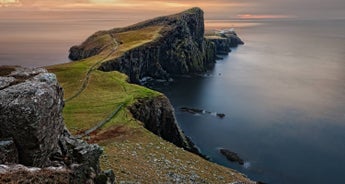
[0,67,115,183]
[0,76,15,89]
[220,148,244,165]
[0,138,18,164]
[0,67,65,167]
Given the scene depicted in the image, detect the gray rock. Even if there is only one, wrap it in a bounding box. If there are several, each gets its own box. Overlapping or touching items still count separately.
[0,68,65,167]
[0,138,18,164]
[0,67,115,183]
[0,76,15,89]
[129,96,203,157]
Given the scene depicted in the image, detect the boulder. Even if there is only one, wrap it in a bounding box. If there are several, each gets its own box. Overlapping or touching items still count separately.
[0,67,115,183]
[0,67,65,167]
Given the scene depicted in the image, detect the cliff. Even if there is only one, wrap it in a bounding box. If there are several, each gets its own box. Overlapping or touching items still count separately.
[44,7,252,183]
[69,7,217,83]
[205,30,244,55]
[0,67,114,183]
[129,96,201,155]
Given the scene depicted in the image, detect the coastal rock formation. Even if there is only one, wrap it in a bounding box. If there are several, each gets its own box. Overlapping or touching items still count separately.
[206,31,244,55]
[180,107,226,118]
[69,7,217,83]
[0,67,114,183]
[220,148,244,165]
[129,96,201,156]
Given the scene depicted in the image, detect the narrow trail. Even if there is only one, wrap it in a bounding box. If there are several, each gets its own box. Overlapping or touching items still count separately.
[65,34,119,102]
[64,34,127,137]
[76,103,125,138]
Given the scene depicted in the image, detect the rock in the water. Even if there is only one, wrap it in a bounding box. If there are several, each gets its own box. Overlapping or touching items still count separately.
[220,148,244,165]
[180,107,204,114]
[216,113,225,118]
[0,67,65,167]
[0,138,18,164]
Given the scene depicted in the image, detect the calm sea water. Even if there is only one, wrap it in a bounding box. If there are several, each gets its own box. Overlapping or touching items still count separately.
[1,17,345,184]
[154,20,345,184]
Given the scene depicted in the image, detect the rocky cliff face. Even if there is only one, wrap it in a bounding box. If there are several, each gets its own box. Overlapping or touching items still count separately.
[206,31,244,55]
[0,67,114,184]
[69,7,217,83]
[129,96,201,156]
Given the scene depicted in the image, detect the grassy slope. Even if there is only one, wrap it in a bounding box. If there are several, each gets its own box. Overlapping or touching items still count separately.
[47,25,252,183]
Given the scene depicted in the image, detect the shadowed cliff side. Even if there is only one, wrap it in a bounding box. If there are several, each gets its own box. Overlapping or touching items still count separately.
[129,96,201,156]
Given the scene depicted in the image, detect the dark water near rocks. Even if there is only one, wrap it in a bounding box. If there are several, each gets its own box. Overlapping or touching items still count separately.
[153,20,345,184]
[1,17,345,184]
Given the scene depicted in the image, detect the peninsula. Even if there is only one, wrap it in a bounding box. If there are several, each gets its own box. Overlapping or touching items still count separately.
[0,7,249,183]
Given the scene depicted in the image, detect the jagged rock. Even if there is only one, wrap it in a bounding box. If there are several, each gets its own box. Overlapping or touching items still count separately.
[0,67,115,183]
[69,7,217,83]
[220,148,244,165]
[206,31,244,55]
[0,67,65,167]
[206,37,232,55]
[0,138,18,164]
[57,129,105,183]
[129,96,201,156]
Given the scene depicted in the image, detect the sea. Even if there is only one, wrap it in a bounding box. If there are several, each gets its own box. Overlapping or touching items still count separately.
[1,17,345,184]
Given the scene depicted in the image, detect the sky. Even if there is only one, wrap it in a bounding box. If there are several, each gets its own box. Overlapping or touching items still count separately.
[0,0,344,20]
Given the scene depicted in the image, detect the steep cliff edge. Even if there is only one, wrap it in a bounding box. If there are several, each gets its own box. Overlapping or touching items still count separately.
[69,7,217,83]
[205,30,244,55]
[129,96,201,155]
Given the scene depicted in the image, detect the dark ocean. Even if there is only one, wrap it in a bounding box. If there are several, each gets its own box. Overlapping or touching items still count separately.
[154,19,345,184]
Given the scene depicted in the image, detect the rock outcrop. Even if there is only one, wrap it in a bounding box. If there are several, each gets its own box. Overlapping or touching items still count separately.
[220,148,244,165]
[129,96,201,156]
[69,7,217,83]
[206,30,244,55]
[0,67,114,183]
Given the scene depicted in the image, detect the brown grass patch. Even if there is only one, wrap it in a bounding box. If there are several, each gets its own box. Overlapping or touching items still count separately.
[88,125,129,143]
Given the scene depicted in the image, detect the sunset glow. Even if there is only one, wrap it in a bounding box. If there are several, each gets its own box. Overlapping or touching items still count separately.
[237,14,293,19]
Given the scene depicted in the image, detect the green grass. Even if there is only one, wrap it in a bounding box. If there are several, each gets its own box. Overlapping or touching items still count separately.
[46,23,252,183]
[114,26,163,53]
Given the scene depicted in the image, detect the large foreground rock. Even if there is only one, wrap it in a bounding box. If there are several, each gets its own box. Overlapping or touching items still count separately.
[0,68,64,167]
[0,67,114,183]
